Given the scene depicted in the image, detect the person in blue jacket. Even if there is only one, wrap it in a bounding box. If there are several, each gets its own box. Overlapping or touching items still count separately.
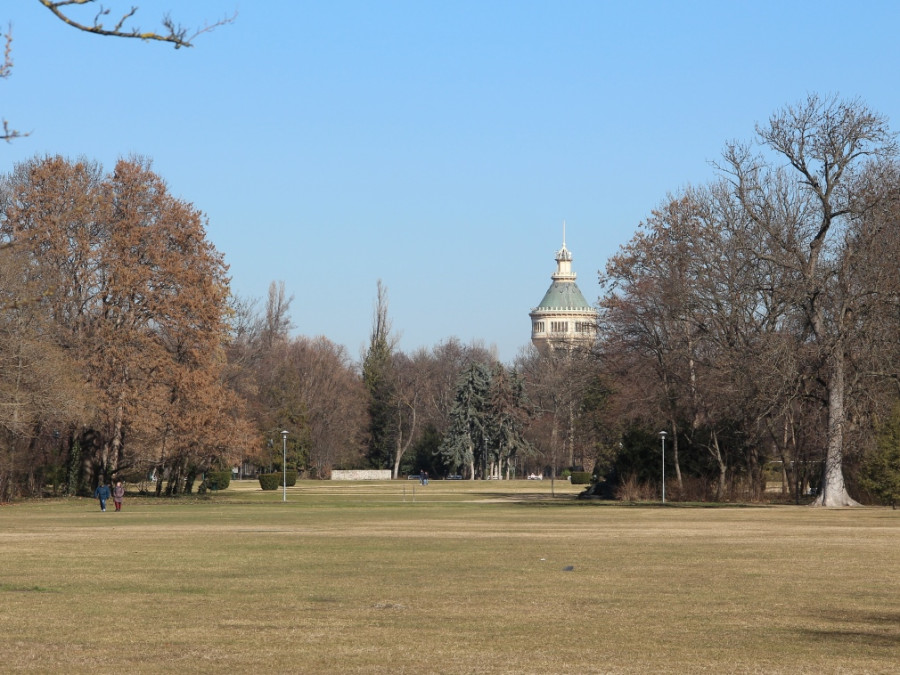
[94,479,111,512]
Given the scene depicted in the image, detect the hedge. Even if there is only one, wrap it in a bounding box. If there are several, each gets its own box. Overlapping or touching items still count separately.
[205,470,231,491]
[258,473,280,490]
[282,470,298,487]
[570,471,593,485]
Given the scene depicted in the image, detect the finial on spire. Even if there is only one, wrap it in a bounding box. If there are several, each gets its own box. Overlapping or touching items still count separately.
[554,221,573,265]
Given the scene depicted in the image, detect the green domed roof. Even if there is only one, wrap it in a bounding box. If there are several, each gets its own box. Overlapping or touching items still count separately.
[534,280,593,312]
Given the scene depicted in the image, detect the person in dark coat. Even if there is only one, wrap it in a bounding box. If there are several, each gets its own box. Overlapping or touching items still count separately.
[112,481,125,511]
[94,479,111,512]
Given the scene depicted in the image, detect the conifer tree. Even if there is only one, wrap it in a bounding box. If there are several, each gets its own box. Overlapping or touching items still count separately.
[439,362,491,479]
[485,364,532,479]
[362,280,396,469]
[859,405,900,508]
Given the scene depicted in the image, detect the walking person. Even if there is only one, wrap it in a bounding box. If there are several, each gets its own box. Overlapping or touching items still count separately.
[113,481,125,512]
[94,479,111,512]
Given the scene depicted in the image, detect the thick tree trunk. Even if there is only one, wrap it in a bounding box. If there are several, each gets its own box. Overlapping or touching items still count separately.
[748,443,763,501]
[778,445,790,496]
[671,425,683,491]
[391,405,416,480]
[710,430,727,501]
[779,417,791,496]
[108,391,126,476]
[813,352,859,507]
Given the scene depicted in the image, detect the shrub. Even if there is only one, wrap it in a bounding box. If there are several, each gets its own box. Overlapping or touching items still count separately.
[205,470,231,491]
[258,473,280,491]
[282,470,298,487]
[570,471,592,485]
[615,474,658,501]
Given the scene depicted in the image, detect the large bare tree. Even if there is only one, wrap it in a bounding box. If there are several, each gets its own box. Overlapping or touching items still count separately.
[720,95,898,506]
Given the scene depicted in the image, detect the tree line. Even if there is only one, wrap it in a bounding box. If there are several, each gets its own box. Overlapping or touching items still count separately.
[2,94,900,505]
[0,157,602,499]
[598,94,900,506]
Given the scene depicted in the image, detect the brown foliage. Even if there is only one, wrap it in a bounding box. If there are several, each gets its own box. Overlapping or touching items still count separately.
[0,155,249,495]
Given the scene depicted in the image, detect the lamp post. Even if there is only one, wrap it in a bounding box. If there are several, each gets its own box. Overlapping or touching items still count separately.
[658,430,667,504]
[281,430,288,503]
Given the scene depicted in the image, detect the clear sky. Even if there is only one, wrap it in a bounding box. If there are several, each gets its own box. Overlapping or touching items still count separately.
[5,1,900,362]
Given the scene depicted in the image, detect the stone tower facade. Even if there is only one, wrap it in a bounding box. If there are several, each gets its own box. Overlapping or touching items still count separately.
[529,233,597,350]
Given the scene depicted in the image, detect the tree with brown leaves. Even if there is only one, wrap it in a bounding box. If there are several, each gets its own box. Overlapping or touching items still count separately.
[1,155,250,496]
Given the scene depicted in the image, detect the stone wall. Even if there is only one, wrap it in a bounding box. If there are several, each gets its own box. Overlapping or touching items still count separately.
[331,469,392,481]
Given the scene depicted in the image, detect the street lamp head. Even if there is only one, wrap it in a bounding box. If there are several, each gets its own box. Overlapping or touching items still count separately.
[281,430,289,439]
[659,430,667,440]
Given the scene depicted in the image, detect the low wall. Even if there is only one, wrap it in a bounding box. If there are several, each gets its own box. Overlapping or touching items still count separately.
[331,469,392,481]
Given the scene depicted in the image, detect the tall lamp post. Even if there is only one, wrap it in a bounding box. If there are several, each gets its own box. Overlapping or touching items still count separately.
[281,430,289,503]
[658,430,667,504]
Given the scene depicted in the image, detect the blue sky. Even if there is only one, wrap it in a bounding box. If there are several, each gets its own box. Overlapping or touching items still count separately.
[5,1,900,362]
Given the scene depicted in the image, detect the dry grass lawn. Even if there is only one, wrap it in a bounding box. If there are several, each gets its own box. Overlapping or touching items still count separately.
[1,479,898,673]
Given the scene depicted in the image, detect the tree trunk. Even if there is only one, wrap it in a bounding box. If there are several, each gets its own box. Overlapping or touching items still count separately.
[813,351,859,507]
[748,443,763,501]
[66,437,82,497]
[391,405,416,480]
[108,388,126,476]
[710,430,727,501]
[779,416,791,496]
[567,402,575,468]
[671,425,683,491]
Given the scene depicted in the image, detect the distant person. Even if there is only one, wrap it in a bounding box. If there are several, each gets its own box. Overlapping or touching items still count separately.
[94,479,111,512]
[113,481,125,511]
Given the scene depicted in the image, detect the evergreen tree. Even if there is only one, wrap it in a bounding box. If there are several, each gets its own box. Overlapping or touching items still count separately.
[485,364,533,479]
[439,362,491,479]
[362,281,396,469]
[859,405,900,508]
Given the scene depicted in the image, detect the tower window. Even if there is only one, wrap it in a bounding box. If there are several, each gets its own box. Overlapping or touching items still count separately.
[551,321,568,333]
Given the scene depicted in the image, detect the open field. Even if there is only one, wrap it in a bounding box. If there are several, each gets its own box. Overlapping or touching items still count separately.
[1,480,898,674]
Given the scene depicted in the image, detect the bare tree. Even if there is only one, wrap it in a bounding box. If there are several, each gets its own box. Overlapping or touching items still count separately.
[720,95,898,506]
[517,344,596,487]
[262,281,294,348]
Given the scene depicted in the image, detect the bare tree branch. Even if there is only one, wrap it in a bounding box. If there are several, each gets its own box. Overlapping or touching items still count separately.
[1,25,29,142]
[37,1,237,49]
[2,3,236,141]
